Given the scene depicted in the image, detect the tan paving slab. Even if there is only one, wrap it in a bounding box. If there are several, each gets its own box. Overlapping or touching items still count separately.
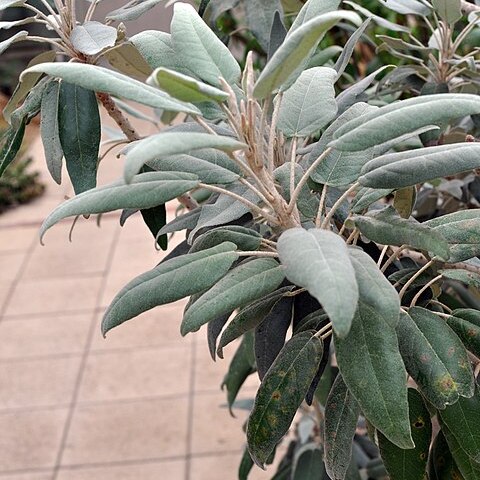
[77,346,191,403]
[61,397,188,466]
[0,408,67,472]
[56,460,185,479]
[4,275,103,317]
[0,471,53,479]
[0,313,91,360]
[0,226,37,253]
[0,356,80,409]
[0,252,27,283]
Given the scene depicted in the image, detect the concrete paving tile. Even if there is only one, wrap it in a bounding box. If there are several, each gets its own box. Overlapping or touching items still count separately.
[0,408,67,472]
[56,460,185,480]
[0,252,27,283]
[77,346,191,403]
[0,356,80,409]
[4,275,103,317]
[0,282,11,309]
[91,305,188,351]
[0,473,53,480]
[0,196,64,229]
[190,391,250,455]
[0,314,91,360]
[23,219,118,279]
[0,226,37,253]
[61,397,188,465]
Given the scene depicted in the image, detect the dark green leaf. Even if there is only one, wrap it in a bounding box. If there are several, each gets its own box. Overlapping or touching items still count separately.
[207,313,231,361]
[351,187,393,213]
[447,312,480,359]
[190,226,262,254]
[247,331,324,468]
[0,118,26,177]
[442,270,480,289]
[396,311,463,409]
[218,287,293,358]
[353,206,450,261]
[268,10,286,60]
[378,389,432,480]
[278,228,358,337]
[335,302,413,449]
[101,242,238,335]
[439,387,480,463]
[58,82,100,194]
[254,295,294,380]
[245,0,282,51]
[409,307,474,401]
[239,446,254,480]
[428,431,464,480]
[181,258,285,335]
[140,203,167,250]
[324,374,360,480]
[292,444,324,479]
[222,332,256,413]
[157,208,201,237]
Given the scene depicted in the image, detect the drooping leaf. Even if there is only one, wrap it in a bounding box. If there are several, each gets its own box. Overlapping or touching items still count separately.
[278,228,359,337]
[106,0,165,22]
[150,67,229,103]
[428,431,464,480]
[409,307,475,400]
[348,247,400,327]
[335,301,413,449]
[0,30,28,55]
[140,202,167,250]
[424,210,480,263]
[190,226,262,253]
[304,332,330,405]
[353,206,450,261]
[40,172,200,241]
[0,118,26,178]
[439,386,480,463]
[324,374,360,480]
[217,287,293,357]
[331,94,480,152]
[396,311,462,409]
[70,21,117,55]
[101,242,238,335]
[359,143,480,190]
[309,102,376,187]
[442,270,480,290]
[351,186,393,213]
[222,331,256,413]
[181,258,285,335]
[380,0,431,15]
[432,0,462,24]
[171,2,241,86]
[277,67,337,137]
[157,207,201,237]
[3,50,56,123]
[207,313,231,361]
[442,422,480,480]
[239,445,254,480]
[58,82,100,194]
[124,132,246,182]
[40,80,63,184]
[104,43,153,79]
[247,331,324,468]
[394,187,417,219]
[23,63,200,114]
[344,1,410,32]
[245,0,282,51]
[253,10,360,99]
[449,309,480,358]
[268,10,287,60]
[9,77,49,128]
[254,295,294,380]
[378,389,432,480]
[292,444,325,480]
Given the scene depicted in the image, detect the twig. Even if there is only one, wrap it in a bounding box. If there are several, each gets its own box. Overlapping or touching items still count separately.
[410,274,443,307]
[377,245,389,268]
[399,259,435,300]
[238,251,279,258]
[321,182,359,229]
[268,93,282,174]
[381,245,407,273]
[316,185,328,228]
[194,116,218,136]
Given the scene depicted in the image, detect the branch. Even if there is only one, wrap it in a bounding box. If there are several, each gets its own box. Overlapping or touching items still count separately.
[410,275,443,307]
[461,0,480,14]
[321,182,359,229]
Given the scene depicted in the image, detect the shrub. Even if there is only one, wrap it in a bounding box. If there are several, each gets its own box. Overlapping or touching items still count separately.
[1,0,480,478]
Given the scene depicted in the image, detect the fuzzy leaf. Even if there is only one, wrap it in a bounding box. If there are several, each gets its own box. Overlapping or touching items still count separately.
[292,444,324,479]
[104,43,153,79]
[360,143,480,190]
[190,226,262,253]
[289,0,341,31]
[353,206,450,261]
[335,302,413,449]
[40,172,199,241]
[278,228,358,337]
[102,242,238,335]
[125,132,245,182]
[253,11,360,99]
[181,258,285,335]
[247,331,324,468]
[23,63,200,114]
[245,0,282,51]
[0,30,28,55]
[70,21,117,55]
[0,118,26,177]
[277,67,337,137]
[331,94,480,152]
[432,0,462,24]
[106,0,164,21]
[378,389,432,480]
[171,3,240,86]
[348,247,400,327]
[324,374,360,480]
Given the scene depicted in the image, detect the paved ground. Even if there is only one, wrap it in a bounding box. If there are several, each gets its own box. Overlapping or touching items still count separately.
[0,126,272,479]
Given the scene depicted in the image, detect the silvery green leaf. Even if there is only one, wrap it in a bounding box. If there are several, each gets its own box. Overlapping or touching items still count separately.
[0,17,34,29]
[104,43,153,80]
[23,63,200,114]
[0,30,28,55]
[432,0,462,24]
[378,0,431,15]
[277,67,337,137]
[106,0,164,22]
[289,0,341,32]
[70,21,117,55]
[0,0,25,9]
[344,1,410,32]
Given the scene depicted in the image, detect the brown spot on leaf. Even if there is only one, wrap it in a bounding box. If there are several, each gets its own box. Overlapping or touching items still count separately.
[413,416,425,429]
[447,346,455,357]
[272,391,281,401]
[437,374,456,393]
[420,452,427,460]
[467,328,478,338]
[419,354,430,363]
